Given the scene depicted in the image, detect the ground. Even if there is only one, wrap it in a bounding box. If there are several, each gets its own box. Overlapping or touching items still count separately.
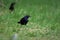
[0,0,60,40]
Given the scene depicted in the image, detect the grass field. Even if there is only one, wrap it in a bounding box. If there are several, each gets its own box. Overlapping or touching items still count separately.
[0,0,60,40]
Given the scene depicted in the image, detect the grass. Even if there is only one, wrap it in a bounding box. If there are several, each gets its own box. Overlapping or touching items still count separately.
[0,0,60,40]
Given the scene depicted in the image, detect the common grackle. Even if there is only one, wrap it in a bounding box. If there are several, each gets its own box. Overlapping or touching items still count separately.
[9,2,15,11]
[18,15,30,25]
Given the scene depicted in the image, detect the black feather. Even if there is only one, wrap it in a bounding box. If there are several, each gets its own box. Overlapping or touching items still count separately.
[9,2,15,11]
[18,15,30,25]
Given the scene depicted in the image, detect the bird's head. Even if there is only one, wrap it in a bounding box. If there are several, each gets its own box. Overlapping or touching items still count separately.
[11,2,16,5]
[24,15,30,20]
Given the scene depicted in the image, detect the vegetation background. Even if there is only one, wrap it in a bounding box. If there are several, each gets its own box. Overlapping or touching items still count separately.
[0,0,60,40]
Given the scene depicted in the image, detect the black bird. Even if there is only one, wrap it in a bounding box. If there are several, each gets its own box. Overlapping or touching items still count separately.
[18,15,30,25]
[9,2,15,11]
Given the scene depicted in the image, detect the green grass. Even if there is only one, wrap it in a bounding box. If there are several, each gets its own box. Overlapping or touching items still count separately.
[0,0,60,40]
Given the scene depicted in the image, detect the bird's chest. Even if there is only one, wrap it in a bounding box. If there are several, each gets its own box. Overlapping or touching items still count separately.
[20,19,28,24]
[10,6,14,9]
